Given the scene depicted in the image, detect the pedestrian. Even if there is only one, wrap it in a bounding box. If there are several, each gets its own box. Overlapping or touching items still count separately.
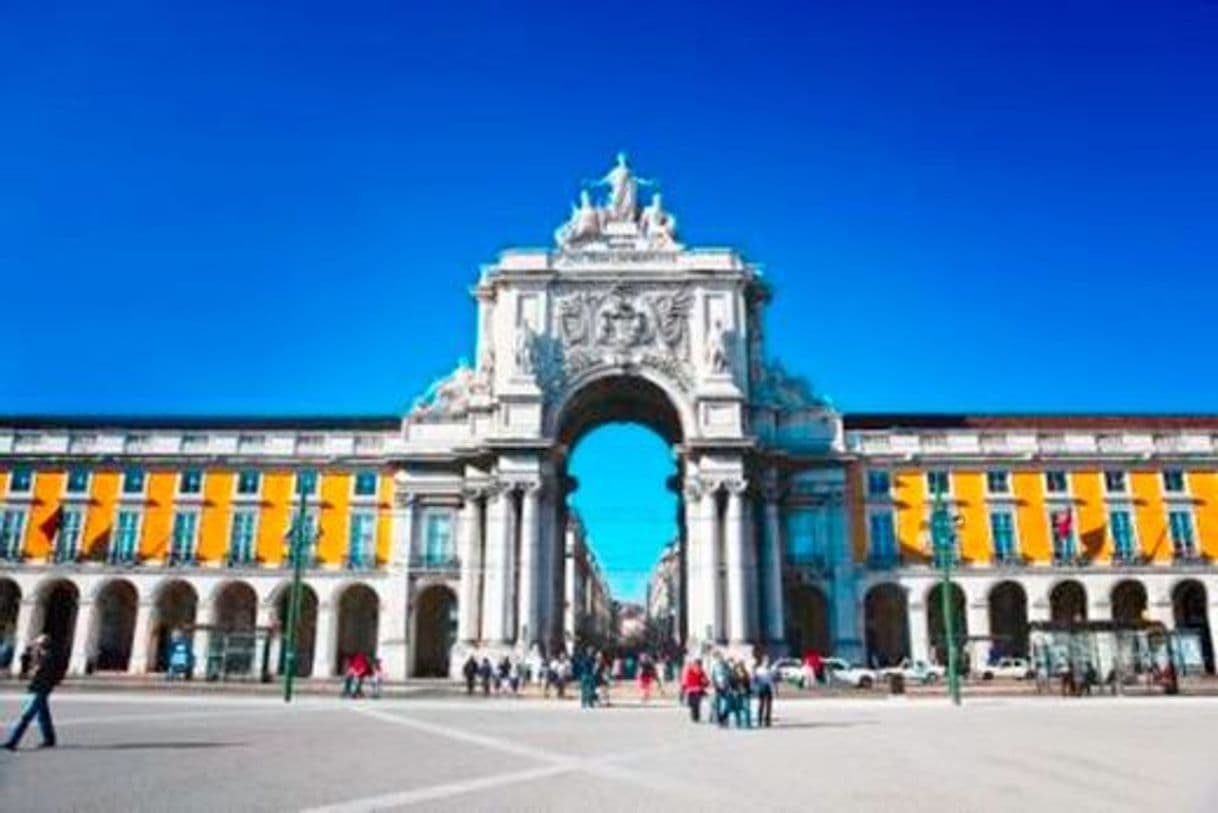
[638,654,657,703]
[462,654,479,695]
[370,658,384,699]
[558,654,572,699]
[711,655,732,726]
[753,655,775,728]
[578,650,598,709]
[497,656,511,695]
[680,658,709,723]
[4,634,64,751]
[479,657,493,696]
[509,659,522,695]
[732,661,753,728]
[343,652,370,698]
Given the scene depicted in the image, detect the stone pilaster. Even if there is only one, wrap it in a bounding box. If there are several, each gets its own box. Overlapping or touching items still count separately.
[725,481,749,645]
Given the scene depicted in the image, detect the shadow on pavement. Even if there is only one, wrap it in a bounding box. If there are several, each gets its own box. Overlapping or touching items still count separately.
[48,742,241,751]
[768,720,876,730]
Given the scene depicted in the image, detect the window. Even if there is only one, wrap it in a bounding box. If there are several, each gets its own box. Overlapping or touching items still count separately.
[353,470,378,498]
[229,510,257,565]
[1169,510,1196,558]
[1110,510,1135,562]
[1045,470,1068,494]
[348,511,376,568]
[422,512,454,566]
[1050,509,1076,562]
[236,470,260,496]
[990,511,1016,562]
[1104,470,1127,494]
[866,470,891,498]
[56,509,84,563]
[926,470,949,497]
[0,509,27,560]
[121,468,146,495]
[868,512,897,565]
[9,466,33,494]
[170,511,198,565]
[986,470,1010,495]
[285,509,318,565]
[295,469,318,497]
[66,467,90,494]
[1162,469,1186,494]
[178,469,203,495]
[111,510,140,563]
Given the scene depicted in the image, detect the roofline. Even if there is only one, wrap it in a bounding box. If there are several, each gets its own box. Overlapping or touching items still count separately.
[843,413,1218,431]
[0,415,402,431]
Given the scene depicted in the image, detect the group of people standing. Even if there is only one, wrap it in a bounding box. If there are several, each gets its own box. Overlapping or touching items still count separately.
[680,653,775,728]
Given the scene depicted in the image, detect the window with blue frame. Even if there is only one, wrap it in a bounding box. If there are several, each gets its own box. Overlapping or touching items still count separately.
[295,469,318,497]
[353,471,378,497]
[178,469,203,495]
[1162,469,1186,494]
[229,510,257,564]
[986,470,1010,494]
[286,510,318,564]
[422,512,454,566]
[0,509,27,560]
[926,470,949,496]
[1050,509,1076,561]
[1169,510,1195,557]
[1045,470,1068,494]
[1104,470,1127,494]
[9,466,33,494]
[56,509,84,562]
[122,468,145,495]
[868,512,897,564]
[236,470,260,496]
[990,511,1016,561]
[170,511,198,564]
[112,510,140,562]
[66,467,90,494]
[348,511,376,567]
[1110,510,1135,561]
[866,470,891,498]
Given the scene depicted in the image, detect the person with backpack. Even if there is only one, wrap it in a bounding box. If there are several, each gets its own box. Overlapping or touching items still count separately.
[4,634,65,751]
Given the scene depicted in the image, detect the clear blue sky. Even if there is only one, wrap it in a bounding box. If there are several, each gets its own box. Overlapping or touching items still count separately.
[2,2,1216,598]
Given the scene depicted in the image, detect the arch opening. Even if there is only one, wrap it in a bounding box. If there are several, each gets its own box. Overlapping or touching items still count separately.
[988,581,1029,659]
[864,584,909,667]
[785,583,830,657]
[35,580,79,665]
[1111,580,1148,625]
[275,584,318,677]
[413,585,457,677]
[151,580,198,672]
[336,584,378,676]
[92,579,138,671]
[927,582,968,666]
[0,579,19,667]
[1172,580,1213,673]
[1050,580,1087,624]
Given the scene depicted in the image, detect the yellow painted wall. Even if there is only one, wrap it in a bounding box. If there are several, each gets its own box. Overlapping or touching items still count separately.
[376,471,393,566]
[954,470,989,564]
[893,469,927,562]
[257,472,292,566]
[83,470,119,560]
[198,470,233,563]
[1131,469,1170,562]
[141,471,177,561]
[27,469,63,560]
[318,472,351,565]
[1012,470,1050,562]
[1193,471,1218,559]
[1073,471,1107,562]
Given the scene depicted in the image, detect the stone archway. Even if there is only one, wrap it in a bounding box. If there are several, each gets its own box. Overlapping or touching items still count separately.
[1050,580,1087,624]
[151,580,197,672]
[413,584,457,677]
[213,581,257,631]
[927,582,967,666]
[35,580,79,664]
[0,579,19,660]
[275,584,318,677]
[1111,580,1148,625]
[864,583,909,667]
[336,584,378,676]
[785,583,830,657]
[92,579,138,671]
[1173,580,1213,673]
[988,581,1029,658]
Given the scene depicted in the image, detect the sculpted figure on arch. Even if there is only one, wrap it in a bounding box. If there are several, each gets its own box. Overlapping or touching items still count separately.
[594,152,654,222]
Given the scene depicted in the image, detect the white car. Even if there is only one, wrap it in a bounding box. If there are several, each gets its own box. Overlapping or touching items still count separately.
[771,658,808,686]
[880,658,944,685]
[822,657,877,689]
[981,657,1034,680]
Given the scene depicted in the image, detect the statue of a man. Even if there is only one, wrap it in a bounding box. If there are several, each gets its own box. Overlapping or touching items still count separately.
[515,325,535,375]
[594,152,654,222]
[641,193,677,245]
[706,319,731,374]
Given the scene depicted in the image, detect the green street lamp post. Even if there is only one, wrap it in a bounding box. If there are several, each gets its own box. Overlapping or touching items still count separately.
[931,486,963,706]
[282,485,309,703]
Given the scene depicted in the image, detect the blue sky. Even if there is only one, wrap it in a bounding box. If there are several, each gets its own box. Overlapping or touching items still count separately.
[2,2,1216,598]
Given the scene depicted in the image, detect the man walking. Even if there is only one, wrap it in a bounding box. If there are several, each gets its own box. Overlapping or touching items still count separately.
[5,634,64,751]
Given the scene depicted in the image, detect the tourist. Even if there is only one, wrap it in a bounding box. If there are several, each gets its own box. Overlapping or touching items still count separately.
[557,653,572,699]
[509,658,523,695]
[753,655,775,728]
[496,656,512,694]
[478,657,493,696]
[578,649,598,709]
[4,634,64,751]
[638,653,657,703]
[681,657,709,723]
[370,658,384,699]
[732,660,753,728]
[462,654,478,695]
[596,651,612,706]
[711,654,732,726]
[342,652,371,698]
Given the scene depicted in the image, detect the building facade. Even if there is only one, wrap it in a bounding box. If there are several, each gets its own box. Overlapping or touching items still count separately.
[1,156,1216,679]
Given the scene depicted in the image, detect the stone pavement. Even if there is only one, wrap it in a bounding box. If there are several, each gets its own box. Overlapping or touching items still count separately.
[1,689,1215,812]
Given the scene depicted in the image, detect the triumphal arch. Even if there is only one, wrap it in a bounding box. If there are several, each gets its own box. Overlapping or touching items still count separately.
[402,154,853,668]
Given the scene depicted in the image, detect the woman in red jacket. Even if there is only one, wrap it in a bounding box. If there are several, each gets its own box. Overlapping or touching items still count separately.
[680,658,709,723]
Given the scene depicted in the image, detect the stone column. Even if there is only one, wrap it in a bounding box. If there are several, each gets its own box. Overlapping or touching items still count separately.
[457,492,482,645]
[127,600,155,675]
[966,596,991,674]
[517,484,541,647]
[480,487,512,645]
[563,525,577,647]
[907,598,930,664]
[725,482,749,646]
[703,485,722,644]
[312,600,337,677]
[69,600,96,676]
[762,487,785,645]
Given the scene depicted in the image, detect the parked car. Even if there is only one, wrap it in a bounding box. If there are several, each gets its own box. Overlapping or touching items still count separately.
[823,657,877,689]
[981,657,1034,680]
[880,658,944,685]
[771,657,808,686]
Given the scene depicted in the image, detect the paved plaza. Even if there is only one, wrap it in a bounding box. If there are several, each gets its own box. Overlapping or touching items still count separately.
[1,690,1215,812]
